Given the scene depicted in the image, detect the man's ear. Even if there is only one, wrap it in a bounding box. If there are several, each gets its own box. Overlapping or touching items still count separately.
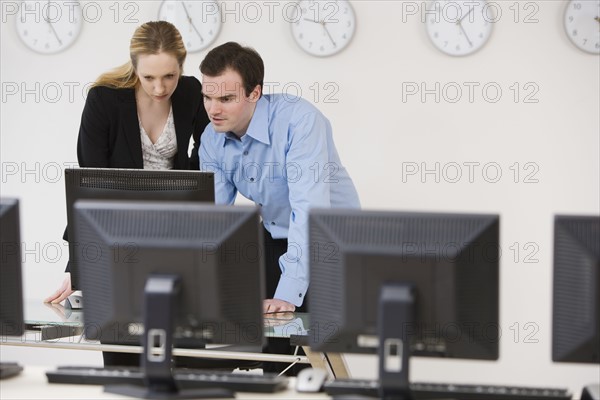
[249,85,261,102]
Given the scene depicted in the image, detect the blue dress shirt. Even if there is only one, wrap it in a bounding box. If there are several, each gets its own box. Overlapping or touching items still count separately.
[200,94,360,306]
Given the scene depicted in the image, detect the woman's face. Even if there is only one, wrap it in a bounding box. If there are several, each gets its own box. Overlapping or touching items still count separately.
[135,52,181,102]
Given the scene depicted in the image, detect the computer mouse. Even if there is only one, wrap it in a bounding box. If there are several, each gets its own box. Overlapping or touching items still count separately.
[64,294,83,310]
[295,368,328,393]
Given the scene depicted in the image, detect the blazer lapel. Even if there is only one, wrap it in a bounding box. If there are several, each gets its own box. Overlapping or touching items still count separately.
[171,87,190,169]
[118,90,144,168]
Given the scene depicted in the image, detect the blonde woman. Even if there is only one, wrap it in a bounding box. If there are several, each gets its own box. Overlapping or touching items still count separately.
[45,23,209,365]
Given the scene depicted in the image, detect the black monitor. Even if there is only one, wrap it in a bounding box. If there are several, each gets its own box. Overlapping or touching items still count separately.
[65,168,215,289]
[73,200,264,398]
[0,198,25,378]
[0,198,24,337]
[308,209,499,398]
[552,215,599,364]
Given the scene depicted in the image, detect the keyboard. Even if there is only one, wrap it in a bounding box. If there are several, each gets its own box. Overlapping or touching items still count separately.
[324,379,573,400]
[0,362,23,379]
[46,366,289,393]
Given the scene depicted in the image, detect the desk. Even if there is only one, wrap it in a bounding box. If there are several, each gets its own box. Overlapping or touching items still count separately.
[0,366,331,399]
[2,301,349,379]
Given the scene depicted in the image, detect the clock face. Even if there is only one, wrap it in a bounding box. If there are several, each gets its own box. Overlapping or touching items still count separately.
[564,0,600,54]
[290,0,356,57]
[158,0,221,53]
[16,1,82,54]
[426,0,493,56]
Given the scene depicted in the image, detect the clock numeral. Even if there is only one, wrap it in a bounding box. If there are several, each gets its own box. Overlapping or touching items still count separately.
[572,29,578,36]
[572,2,582,10]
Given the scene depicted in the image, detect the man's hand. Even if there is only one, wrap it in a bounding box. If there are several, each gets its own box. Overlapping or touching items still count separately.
[263,298,296,314]
[44,273,74,304]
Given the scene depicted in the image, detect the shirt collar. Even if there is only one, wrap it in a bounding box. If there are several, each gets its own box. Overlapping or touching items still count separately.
[223,96,270,146]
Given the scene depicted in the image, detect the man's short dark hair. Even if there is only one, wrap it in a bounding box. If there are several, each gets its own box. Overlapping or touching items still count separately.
[200,42,264,96]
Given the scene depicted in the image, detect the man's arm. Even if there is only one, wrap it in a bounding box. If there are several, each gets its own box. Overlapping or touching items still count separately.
[272,111,334,309]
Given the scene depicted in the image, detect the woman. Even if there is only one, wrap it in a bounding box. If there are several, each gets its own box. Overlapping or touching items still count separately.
[44,21,210,366]
[46,20,208,304]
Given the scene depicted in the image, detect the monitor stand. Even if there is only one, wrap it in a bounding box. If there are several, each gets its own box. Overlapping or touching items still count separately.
[334,283,415,400]
[376,283,415,400]
[104,274,234,399]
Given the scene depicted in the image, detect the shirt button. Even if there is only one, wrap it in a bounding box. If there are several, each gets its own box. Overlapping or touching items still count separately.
[243,150,249,156]
[271,221,276,225]
[258,203,263,207]
[250,177,255,182]
[298,293,302,298]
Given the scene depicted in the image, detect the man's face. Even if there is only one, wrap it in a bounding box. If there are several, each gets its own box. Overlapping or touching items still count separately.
[202,68,260,137]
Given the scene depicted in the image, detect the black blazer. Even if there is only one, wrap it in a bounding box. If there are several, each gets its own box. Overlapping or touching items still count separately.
[64,76,209,277]
[77,75,209,170]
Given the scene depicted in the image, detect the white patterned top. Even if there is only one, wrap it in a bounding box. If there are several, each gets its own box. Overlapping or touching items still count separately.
[139,107,177,170]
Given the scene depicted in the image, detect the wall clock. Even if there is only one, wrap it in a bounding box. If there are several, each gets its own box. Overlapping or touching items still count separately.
[563,0,600,54]
[290,0,356,57]
[16,0,82,54]
[158,0,221,53]
[425,0,493,56]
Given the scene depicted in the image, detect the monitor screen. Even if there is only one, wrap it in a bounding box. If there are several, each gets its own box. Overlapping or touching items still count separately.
[65,168,215,289]
[0,198,24,338]
[308,209,499,397]
[73,200,265,397]
[552,215,599,364]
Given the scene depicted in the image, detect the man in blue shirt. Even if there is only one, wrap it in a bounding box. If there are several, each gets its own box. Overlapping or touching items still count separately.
[200,42,360,315]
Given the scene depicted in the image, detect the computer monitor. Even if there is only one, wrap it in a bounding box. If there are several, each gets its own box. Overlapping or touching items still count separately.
[0,198,25,379]
[0,198,24,338]
[73,200,265,398]
[65,168,215,289]
[308,209,500,398]
[552,215,599,364]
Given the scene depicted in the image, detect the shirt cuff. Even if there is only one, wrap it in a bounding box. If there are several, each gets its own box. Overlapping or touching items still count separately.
[273,275,309,307]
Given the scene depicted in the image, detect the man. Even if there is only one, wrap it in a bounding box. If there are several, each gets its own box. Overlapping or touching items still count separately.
[200,42,360,314]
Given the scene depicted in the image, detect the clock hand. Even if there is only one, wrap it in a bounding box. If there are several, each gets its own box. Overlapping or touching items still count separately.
[44,0,62,45]
[458,4,475,23]
[458,22,473,47]
[322,23,337,47]
[180,1,205,43]
[303,17,321,23]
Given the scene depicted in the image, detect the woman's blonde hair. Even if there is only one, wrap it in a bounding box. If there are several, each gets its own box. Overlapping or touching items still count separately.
[92,21,186,89]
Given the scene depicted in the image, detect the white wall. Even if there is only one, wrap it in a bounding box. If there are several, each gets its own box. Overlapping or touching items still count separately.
[1,0,598,395]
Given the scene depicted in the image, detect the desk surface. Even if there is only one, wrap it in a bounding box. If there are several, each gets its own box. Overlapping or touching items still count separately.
[0,366,331,400]
[24,300,310,339]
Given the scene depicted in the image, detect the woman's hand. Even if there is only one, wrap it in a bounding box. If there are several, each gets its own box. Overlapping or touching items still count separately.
[44,273,74,304]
